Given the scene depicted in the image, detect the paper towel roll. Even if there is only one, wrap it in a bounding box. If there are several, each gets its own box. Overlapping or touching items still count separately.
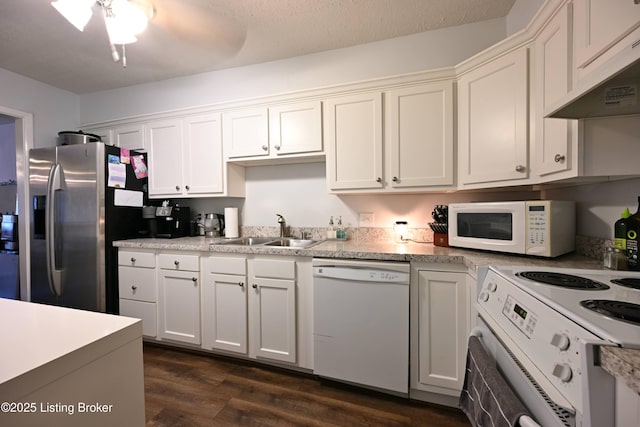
[224,207,239,238]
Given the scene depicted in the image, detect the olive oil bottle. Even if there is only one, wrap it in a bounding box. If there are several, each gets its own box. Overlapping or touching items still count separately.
[626,197,640,270]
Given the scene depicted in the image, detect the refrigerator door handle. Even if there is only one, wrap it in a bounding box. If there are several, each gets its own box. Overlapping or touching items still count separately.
[46,163,64,296]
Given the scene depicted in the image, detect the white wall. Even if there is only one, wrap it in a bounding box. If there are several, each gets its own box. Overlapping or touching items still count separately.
[0,68,79,148]
[506,0,545,36]
[78,18,506,124]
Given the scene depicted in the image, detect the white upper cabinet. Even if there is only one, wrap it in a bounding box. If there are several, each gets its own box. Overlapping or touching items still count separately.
[182,113,224,195]
[147,119,184,196]
[223,102,323,162]
[458,47,530,187]
[269,101,323,156]
[534,2,579,179]
[573,0,640,74]
[223,107,270,159]
[114,124,146,151]
[82,127,113,145]
[148,113,244,198]
[386,82,454,189]
[324,92,384,191]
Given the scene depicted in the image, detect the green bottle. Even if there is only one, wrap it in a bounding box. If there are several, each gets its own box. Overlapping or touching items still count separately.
[614,207,631,250]
[626,198,640,271]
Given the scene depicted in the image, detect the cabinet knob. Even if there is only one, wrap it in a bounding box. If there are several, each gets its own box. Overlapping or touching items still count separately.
[392,176,398,182]
[192,277,197,283]
[131,285,137,291]
[376,177,382,183]
[515,165,526,173]
[174,260,180,267]
[130,257,136,263]
[238,282,244,287]
[274,145,281,151]
[185,185,190,191]
[175,185,180,191]
[252,283,258,289]
[554,154,566,163]
[261,145,268,151]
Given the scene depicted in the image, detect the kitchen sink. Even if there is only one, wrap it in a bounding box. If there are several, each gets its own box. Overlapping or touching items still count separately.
[220,237,278,246]
[263,238,321,248]
[216,237,321,248]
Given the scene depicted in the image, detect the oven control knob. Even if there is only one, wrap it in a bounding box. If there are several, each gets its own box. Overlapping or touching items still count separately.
[552,363,572,383]
[551,333,571,351]
[487,281,497,292]
[479,291,489,302]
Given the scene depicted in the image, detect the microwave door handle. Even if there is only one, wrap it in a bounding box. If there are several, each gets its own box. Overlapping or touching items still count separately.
[45,163,64,297]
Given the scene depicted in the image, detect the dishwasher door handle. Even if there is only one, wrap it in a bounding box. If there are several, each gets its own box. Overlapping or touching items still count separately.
[313,266,409,284]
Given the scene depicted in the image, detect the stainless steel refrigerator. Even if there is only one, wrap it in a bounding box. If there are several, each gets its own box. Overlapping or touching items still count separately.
[29,142,148,313]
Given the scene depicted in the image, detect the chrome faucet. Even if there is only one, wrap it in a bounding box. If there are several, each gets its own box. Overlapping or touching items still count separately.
[276,214,286,238]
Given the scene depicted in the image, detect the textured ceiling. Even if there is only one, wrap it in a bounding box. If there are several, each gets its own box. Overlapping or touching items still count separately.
[0,0,515,94]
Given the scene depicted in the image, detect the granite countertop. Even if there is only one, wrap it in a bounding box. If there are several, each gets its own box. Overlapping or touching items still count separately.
[113,236,637,393]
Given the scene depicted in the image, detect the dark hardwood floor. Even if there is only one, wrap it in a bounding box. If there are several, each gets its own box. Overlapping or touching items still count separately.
[143,343,472,426]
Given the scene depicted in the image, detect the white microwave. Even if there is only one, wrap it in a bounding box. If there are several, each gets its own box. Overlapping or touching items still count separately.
[448,200,575,257]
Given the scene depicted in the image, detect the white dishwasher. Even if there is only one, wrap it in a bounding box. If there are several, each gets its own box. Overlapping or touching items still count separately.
[312,258,410,394]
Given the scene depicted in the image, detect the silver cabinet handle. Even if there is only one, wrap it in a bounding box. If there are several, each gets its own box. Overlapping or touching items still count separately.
[274,145,281,151]
[554,154,566,163]
[175,185,180,191]
[131,285,137,291]
[192,277,197,282]
[376,177,382,183]
[185,185,190,191]
[252,283,258,289]
[261,145,268,151]
[515,165,526,172]
[238,282,244,287]
[174,260,180,266]
[392,176,398,182]
[130,257,136,263]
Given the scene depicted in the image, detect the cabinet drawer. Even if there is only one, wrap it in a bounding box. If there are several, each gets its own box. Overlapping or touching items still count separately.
[119,299,157,337]
[119,266,157,302]
[253,259,295,279]
[159,253,200,271]
[205,256,246,275]
[119,250,155,268]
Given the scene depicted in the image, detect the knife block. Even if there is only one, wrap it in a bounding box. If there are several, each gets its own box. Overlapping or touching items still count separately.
[433,232,449,247]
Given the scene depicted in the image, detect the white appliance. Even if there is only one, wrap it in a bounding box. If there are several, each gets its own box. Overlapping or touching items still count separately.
[312,259,409,394]
[474,265,640,427]
[448,200,575,257]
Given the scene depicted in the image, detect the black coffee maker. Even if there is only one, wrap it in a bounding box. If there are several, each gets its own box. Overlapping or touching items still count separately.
[142,206,158,237]
[155,204,191,238]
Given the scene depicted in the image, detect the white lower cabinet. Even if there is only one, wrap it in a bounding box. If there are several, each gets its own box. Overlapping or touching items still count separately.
[202,254,312,368]
[158,253,201,345]
[118,250,157,338]
[410,264,473,402]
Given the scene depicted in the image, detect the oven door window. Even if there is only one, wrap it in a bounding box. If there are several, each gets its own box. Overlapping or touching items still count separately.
[457,213,513,240]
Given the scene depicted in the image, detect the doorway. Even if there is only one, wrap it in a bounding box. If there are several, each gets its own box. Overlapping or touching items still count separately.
[0,107,33,301]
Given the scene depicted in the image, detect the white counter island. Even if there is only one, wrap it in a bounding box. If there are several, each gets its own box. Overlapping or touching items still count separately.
[0,298,145,426]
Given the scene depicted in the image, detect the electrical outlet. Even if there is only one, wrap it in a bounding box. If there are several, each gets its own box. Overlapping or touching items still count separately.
[359,212,375,227]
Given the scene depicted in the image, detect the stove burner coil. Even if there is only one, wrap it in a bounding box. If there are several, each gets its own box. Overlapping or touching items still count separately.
[580,300,640,325]
[611,278,640,290]
[516,271,610,290]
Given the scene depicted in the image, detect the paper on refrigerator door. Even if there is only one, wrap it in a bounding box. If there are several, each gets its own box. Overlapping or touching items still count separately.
[107,163,126,188]
[114,189,143,207]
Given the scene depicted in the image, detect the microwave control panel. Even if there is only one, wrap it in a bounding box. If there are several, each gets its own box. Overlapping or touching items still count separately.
[526,202,549,253]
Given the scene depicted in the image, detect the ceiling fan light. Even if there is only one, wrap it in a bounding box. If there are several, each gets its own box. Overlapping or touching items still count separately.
[104,15,138,44]
[51,0,95,32]
[111,0,149,35]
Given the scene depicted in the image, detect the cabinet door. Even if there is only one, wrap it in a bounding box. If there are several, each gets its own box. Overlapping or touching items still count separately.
[324,92,383,190]
[147,119,184,197]
[83,127,113,145]
[183,113,224,195]
[120,299,157,337]
[535,3,578,178]
[573,0,640,70]
[386,82,454,188]
[114,124,146,151]
[223,108,269,158]
[269,101,322,155]
[416,270,468,392]
[158,269,200,345]
[458,48,529,186]
[202,273,248,354]
[250,277,296,363]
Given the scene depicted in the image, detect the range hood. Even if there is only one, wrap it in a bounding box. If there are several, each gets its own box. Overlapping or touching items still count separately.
[545,39,640,119]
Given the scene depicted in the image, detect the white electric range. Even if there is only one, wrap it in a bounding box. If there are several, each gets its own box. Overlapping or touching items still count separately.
[475,265,640,427]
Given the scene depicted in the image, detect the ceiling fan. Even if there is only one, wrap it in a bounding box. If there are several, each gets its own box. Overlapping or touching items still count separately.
[51,0,247,69]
